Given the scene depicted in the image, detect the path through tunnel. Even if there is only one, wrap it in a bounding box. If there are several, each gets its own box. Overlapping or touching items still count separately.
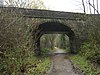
[40,34,70,53]
[34,22,77,55]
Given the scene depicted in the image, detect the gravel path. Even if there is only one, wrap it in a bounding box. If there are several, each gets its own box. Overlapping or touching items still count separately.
[48,48,82,75]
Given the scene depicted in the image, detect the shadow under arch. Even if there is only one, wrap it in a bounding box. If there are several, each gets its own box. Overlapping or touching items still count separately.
[33,22,77,56]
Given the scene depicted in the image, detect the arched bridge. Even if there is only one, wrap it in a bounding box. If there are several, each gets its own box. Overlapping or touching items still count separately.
[1,7,98,55]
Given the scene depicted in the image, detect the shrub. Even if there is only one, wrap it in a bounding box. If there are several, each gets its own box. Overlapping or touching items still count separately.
[79,42,100,65]
[41,48,50,57]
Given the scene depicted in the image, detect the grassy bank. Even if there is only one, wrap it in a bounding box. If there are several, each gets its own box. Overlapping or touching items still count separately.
[70,55,100,75]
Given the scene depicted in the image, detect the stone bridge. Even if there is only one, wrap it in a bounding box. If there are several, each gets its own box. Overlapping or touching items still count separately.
[0,7,98,55]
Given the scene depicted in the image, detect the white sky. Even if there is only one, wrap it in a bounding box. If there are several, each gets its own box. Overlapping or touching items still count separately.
[3,0,100,14]
[43,0,83,13]
[43,0,100,14]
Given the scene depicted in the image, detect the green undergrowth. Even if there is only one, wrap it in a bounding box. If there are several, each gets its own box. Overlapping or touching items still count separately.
[0,49,51,75]
[41,48,50,56]
[26,48,52,75]
[70,55,100,75]
[27,56,51,75]
[70,42,100,75]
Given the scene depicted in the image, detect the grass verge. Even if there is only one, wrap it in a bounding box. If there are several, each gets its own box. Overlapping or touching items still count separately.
[26,56,51,75]
[70,55,100,75]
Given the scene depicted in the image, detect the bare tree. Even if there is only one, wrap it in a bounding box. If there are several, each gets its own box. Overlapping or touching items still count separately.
[97,0,98,12]
[93,0,95,14]
[82,0,86,13]
[82,0,99,14]
[88,0,92,14]
[5,0,46,9]
[88,2,99,14]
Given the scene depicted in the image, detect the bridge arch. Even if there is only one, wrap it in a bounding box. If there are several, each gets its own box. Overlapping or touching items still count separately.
[34,21,77,55]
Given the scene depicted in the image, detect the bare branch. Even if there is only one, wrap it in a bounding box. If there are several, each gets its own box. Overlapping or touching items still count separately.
[97,0,98,12]
[88,0,92,14]
[82,0,86,13]
[88,2,99,14]
[93,0,95,14]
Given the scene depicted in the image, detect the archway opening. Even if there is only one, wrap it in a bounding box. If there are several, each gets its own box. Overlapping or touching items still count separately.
[34,22,77,55]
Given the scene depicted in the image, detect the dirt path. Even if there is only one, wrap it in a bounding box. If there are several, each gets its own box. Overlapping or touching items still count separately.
[48,48,82,75]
